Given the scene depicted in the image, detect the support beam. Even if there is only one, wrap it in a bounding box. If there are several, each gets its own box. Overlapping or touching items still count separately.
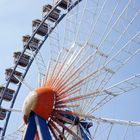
[23,112,37,140]
[23,112,52,140]
[35,114,52,140]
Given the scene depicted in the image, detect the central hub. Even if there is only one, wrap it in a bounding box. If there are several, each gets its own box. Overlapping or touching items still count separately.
[22,86,56,123]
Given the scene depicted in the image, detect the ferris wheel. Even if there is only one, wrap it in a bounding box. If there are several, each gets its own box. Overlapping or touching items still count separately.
[0,0,140,139]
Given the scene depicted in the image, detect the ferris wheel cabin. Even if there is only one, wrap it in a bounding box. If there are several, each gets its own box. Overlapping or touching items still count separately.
[43,4,60,22]
[5,68,22,84]
[0,86,14,102]
[0,108,7,120]
[32,19,49,36]
[22,35,40,51]
[54,0,71,9]
[13,52,30,67]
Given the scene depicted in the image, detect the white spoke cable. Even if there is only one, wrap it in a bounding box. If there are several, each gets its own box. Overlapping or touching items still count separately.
[14,75,34,91]
[98,0,132,49]
[81,117,140,127]
[85,0,109,45]
[1,107,21,112]
[87,74,140,114]
[106,124,113,140]
[107,8,140,55]
[104,74,140,96]
[74,0,89,42]
[97,31,140,85]
[93,8,140,91]
[97,0,121,48]
[123,125,129,140]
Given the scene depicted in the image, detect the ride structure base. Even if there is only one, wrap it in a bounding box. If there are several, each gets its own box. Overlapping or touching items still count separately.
[23,112,52,140]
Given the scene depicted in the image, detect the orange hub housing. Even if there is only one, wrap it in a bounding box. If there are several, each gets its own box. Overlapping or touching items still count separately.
[33,87,56,120]
[22,86,56,123]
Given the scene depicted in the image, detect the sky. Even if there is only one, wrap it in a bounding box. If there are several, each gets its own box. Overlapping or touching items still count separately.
[0,0,140,139]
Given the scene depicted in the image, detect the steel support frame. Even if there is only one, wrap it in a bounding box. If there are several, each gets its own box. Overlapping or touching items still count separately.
[60,113,92,140]
[23,112,52,140]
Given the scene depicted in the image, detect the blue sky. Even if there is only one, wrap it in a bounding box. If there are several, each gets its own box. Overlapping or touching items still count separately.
[0,0,140,139]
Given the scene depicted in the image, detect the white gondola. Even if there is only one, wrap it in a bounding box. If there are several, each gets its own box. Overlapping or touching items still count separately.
[32,19,48,36]
[0,87,14,101]
[22,35,40,51]
[5,68,22,84]
[43,4,60,22]
[13,52,30,67]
